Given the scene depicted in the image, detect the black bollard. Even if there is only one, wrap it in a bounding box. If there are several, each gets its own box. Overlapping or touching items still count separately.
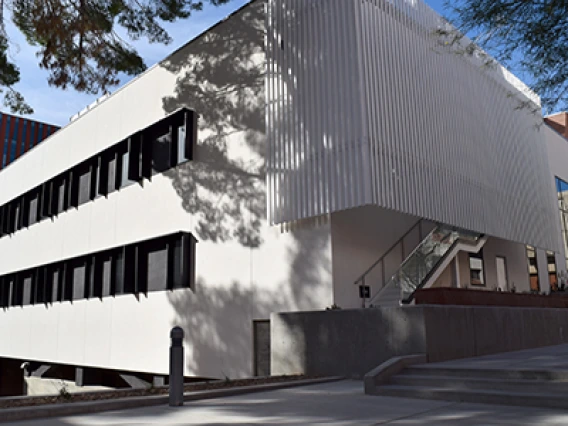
[169,326,184,406]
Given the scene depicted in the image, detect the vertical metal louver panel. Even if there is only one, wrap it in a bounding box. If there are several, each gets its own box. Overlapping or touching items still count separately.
[266,0,559,251]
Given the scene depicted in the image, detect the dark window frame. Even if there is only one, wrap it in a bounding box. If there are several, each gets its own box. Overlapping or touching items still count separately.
[0,108,197,239]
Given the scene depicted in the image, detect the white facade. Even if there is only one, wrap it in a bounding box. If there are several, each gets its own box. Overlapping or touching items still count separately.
[0,1,332,379]
[266,0,559,251]
[0,0,565,385]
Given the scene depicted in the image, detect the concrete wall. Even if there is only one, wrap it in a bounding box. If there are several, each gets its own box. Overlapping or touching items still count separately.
[427,237,530,292]
[271,308,426,377]
[481,237,531,292]
[0,2,332,380]
[272,305,568,377]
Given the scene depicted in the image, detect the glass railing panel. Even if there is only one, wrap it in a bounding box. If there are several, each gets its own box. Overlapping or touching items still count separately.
[369,225,482,306]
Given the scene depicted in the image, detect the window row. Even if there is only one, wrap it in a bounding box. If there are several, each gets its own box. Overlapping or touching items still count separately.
[0,231,197,308]
[0,108,198,239]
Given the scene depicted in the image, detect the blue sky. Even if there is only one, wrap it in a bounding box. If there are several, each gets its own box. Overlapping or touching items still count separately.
[10,0,448,126]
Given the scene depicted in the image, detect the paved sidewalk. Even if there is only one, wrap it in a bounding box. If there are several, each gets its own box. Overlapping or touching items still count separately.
[4,380,568,425]
[425,343,568,371]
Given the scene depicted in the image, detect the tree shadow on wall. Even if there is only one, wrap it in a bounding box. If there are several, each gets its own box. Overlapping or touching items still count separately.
[160,1,266,248]
[166,223,332,379]
[167,278,289,379]
[159,1,335,378]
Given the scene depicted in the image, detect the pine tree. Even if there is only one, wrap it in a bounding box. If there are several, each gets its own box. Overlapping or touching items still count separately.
[0,0,232,113]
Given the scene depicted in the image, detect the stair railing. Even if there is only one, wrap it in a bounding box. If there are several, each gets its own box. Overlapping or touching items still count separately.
[354,219,423,308]
[399,231,484,304]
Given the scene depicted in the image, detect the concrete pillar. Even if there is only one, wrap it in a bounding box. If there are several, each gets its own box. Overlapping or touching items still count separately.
[536,249,551,294]
[450,257,460,288]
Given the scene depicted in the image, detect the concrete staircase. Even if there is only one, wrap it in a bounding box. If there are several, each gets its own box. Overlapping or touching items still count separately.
[369,282,400,307]
[374,364,568,410]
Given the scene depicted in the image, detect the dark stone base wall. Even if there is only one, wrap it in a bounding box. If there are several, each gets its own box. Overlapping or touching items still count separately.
[0,358,25,396]
[271,306,568,377]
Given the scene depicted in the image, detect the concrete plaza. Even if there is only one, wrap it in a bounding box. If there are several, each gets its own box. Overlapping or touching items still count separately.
[4,380,568,426]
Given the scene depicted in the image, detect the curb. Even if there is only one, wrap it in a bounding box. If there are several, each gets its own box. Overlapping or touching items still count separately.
[0,376,344,423]
[364,354,427,395]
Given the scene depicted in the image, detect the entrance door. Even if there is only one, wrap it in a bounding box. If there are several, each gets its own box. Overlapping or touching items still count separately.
[253,320,270,377]
[496,256,508,291]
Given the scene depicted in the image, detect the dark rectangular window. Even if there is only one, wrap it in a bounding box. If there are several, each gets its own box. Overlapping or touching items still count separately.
[10,276,22,307]
[0,277,11,308]
[0,231,196,308]
[84,256,94,299]
[124,245,137,294]
[98,154,110,197]
[526,245,540,292]
[111,248,125,296]
[73,259,87,300]
[117,143,135,189]
[69,170,79,208]
[100,253,113,298]
[63,262,74,302]
[21,194,30,228]
[89,161,98,201]
[77,162,91,206]
[56,174,68,214]
[108,152,118,194]
[0,206,5,237]
[0,108,197,240]
[469,251,485,286]
[152,133,171,174]
[28,189,40,225]
[40,182,51,220]
[147,239,168,292]
[50,264,64,303]
[93,253,111,299]
[35,267,47,304]
[49,179,59,217]
[11,200,20,232]
[3,204,12,234]
[183,110,197,162]
[128,133,143,182]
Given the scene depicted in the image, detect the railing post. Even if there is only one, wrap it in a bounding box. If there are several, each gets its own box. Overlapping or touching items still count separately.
[361,277,366,308]
[169,326,184,407]
[382,260,386,291]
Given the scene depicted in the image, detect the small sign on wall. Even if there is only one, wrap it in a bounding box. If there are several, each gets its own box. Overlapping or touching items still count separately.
[359,285,370,299]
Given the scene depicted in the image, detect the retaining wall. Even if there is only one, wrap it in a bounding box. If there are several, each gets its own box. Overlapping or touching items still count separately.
[271,306,568,377]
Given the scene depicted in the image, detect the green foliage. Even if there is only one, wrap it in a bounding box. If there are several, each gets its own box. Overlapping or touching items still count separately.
[58,381,72,400]
[0,0,233,113]
[448,0,568,112]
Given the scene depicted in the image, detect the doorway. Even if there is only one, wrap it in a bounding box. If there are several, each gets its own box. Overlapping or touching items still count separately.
[496,256,508,291]
[253,320,270,377]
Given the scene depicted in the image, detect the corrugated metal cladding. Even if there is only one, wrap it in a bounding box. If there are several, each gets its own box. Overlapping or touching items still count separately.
[266,0,560,251]
[0,112,59,171]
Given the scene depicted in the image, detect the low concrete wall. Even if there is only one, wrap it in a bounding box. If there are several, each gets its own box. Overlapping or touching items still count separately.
[271,306,568,377]
[271,308,426,377]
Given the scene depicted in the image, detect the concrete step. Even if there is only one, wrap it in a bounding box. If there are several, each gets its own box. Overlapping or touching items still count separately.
[390,373,568,393]
[370,284,400,307]
[374,384,568,410]
[404,365,568,381]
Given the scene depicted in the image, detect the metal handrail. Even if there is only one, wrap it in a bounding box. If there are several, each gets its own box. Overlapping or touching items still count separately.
[366,225,442,307]
[353,219,423,294]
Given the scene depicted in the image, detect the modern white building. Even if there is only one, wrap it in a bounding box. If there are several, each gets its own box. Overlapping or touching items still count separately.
[0,0,566,394]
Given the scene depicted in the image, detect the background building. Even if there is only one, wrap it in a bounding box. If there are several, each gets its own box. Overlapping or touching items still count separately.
[0,112,59,170]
